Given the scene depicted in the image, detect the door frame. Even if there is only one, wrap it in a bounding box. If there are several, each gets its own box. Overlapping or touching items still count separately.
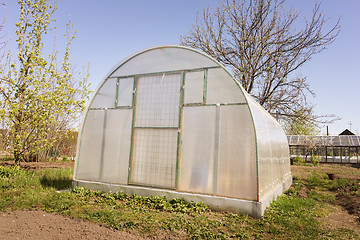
[127,71,185,190]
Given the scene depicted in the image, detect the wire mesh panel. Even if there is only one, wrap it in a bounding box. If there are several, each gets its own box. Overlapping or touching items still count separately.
[132,129,178,188]
[131,73,181,189]
[135,74,180,127]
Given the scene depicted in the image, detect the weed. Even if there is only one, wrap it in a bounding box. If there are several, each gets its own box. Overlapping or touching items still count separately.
[308,190,335,203]
[309,155,321,166]
[292,156,305,164]
[0,165,24,178]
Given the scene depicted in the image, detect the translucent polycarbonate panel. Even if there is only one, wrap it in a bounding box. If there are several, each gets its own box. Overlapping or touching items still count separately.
[327,136,335,146]
[179,106,216,194]
[136,74,180,128]
[332,136,341,146]
[75,110,105,181]
[216,105,257,200]
[297,136,305,145]
[247,96,290,200]
[184,71,204,104]
[90,78,117,109]
[351,136,359,146]
[287,135,298,145]
[100,109,132,184]
[117,77,134,107]
[131,129,178,188]
[320,136,327,146]
[110,47,218,77]
[340,136,350,146]
[207,68,246,104]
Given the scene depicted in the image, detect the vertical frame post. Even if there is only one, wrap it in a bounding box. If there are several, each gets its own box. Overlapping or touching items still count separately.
[175,72,185,189]
[128,76,139,184]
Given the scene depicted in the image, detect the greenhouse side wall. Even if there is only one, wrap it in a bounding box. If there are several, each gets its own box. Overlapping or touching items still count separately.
[246,94,292,203]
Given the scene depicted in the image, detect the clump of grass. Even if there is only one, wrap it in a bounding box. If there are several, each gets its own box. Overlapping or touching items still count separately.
[292,156,305,164]
[309,155,321,166]
[0,165,24,178]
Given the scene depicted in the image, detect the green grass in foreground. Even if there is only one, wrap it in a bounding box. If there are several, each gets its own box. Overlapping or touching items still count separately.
[0,165,359,239]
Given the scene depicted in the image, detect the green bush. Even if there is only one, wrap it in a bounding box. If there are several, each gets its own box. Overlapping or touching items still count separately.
[292,156,305,164]
[309,155,321,166]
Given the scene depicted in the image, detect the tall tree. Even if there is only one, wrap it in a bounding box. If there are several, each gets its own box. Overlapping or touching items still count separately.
[0,0,90,164]
[180,0,340,124]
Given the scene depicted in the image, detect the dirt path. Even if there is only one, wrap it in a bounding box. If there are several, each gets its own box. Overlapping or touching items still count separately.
[321,205,360,235]
[0,210,144,240]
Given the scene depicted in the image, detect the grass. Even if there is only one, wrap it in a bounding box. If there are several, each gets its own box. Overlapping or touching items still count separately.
[0,165,359,239]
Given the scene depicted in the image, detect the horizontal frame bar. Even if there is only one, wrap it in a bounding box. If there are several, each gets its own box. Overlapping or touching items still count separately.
[107,66,221,79]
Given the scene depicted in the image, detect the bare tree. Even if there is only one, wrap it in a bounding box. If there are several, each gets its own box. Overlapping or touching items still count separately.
[180,0,340,124]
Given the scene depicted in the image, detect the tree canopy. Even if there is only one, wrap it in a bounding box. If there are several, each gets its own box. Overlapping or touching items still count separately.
[0,0,90,163]
[180,0,340,125]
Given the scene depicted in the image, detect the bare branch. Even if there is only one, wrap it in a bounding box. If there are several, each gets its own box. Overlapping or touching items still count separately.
[180,0,340,125]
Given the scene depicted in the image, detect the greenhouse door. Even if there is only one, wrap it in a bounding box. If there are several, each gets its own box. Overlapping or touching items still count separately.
[130,73,181,189]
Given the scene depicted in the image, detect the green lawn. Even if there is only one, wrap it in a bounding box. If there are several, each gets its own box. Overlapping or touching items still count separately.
[0,164,359,239]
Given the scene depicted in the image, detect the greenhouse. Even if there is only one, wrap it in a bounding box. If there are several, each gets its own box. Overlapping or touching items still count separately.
[73,46,291,218]
[288,135,360,164]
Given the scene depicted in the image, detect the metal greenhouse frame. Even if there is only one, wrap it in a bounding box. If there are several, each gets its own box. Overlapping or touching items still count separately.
[73,46,292,218]
[288,135,360,164]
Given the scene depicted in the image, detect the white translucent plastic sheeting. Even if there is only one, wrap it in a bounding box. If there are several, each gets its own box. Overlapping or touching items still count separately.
[246,95,290,199]
[100,109,132,184]
[180,105,257,200]
[90,78,117,109]
[117,77,134,107]
[110,47,218,77]
[207,68,246,104]
[131,129,178,188]
[184,71,204,104]
[75,110,105,181]
[180,106,216,194]
[216,105,257,200]
[135,74,180,128]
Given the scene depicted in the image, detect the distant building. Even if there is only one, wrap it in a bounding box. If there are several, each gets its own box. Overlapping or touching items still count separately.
[339,129,355,136]
[287,134,360,164]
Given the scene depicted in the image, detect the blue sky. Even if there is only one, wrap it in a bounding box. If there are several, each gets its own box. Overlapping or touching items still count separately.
[2,0,359,135]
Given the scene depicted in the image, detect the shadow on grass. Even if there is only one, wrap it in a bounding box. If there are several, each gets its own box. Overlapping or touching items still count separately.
[40,176,72,190]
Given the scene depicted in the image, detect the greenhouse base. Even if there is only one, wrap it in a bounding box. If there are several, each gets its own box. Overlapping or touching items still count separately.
[72,175,292,219]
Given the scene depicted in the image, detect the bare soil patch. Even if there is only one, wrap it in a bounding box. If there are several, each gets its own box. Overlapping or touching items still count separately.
[0,210,144,240]
[291,164,360,180]
[335,192,360,223]
[0,160,74,171]
[321,205,360,235]
[292,163,360,233]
